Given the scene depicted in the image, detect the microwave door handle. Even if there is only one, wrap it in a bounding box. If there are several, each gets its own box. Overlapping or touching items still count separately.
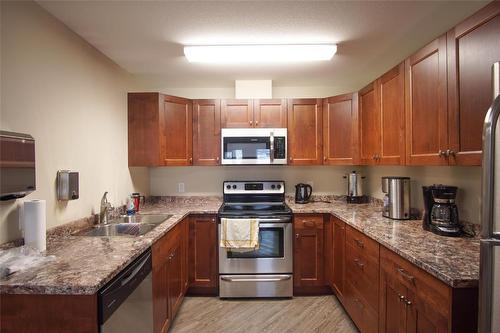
[270,132,274,163]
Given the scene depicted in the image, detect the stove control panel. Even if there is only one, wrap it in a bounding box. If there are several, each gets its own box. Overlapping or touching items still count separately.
[223,181,284,194]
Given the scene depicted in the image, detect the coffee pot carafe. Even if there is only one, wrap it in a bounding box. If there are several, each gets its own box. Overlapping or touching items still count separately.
[343,171,368,204]
[422,185,461,237]
[295,183,312,204]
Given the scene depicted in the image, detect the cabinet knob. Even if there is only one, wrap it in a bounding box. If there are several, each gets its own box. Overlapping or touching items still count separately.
[445,149,455,157]
[438,150,446,157]
[354,238,364,248]
[216,156,220,162]
[249,121,252,125]
[189,158,193,164]
[324,157,327,162]
[295,233,299,239]
[212,218,216,222]
[255,120,259,125]
[289,157,293,161]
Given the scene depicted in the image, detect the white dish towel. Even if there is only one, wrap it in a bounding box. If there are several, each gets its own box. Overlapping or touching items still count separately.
[219,218,259,250]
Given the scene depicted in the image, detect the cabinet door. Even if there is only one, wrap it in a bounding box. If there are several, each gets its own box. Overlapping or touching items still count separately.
[405,35,448,165]
[323,93,359,165]
[324,216,334,289]
[254,99,287,128]
[167,236,184,320]
[152,242,170,333]
[182,218,189,294]
[447,3,500,166]
[221,99,254,128]
[162,95,193,166]
[379,266,407,333]
[188,215,218,294]
[193,99,221,165]
[405,289,448,333]
[287,99,323,165]
[128,92,162,166]
[359,82,381,165]
[332,218,345,299]
[379,63,406,165]
[293,215,324,287]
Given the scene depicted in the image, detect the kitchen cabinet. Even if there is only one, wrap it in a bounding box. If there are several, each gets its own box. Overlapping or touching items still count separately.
[323,93,359,165]
[254,99,287,127]
[193,99,221,165]
[221,98,287,128]
[379,246,478,333]
[293,214,326,294]
[332,217,346,300]
[128,93,193,166]
[152,218,188,333]
[446,2,500,166]
[221,99,254,128]
[287,99,323,165]
[324,215,334,289]
[344,225,380,332]
[188,215,218,295]
[359,82,380,165]
[378,63,406,165]
[405,35,448,166]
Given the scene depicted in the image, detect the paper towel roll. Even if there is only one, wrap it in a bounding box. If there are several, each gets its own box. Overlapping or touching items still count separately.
[22,200,46,252]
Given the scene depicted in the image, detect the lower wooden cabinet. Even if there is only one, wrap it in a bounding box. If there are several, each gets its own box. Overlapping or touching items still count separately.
[188,214,218,295]
[293,214,327,294]
[332,217,346,299]
[152,218,189,333]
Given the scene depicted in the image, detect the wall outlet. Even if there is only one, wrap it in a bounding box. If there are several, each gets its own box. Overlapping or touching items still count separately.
[178,182,185,193]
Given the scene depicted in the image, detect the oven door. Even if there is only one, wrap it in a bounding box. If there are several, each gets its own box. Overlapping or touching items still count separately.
[218,217,293,274]
[221,128,287,165]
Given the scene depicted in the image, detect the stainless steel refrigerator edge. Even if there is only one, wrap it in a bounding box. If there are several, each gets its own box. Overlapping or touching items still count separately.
[479,61,500,333]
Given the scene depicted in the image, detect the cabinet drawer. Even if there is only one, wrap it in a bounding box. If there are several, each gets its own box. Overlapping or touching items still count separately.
[346,225,379,263]
[344,280,378,333]
[294,214,324,229]
[380,246,450,318]
[345,242,379,310]
[153,222,182,268]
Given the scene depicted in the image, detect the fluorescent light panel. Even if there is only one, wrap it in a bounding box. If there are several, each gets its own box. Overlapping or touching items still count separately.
[184,44,337,63]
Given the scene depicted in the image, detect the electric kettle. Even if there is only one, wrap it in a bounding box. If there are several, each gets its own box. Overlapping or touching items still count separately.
[295,183,312,204]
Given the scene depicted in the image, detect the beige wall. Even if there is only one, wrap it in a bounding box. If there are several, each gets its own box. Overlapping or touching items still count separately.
[150,166,358,196]
[364,166,482,224]
[0,1,149,243]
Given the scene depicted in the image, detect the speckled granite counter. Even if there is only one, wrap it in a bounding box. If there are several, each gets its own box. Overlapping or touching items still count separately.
[0,196,479,295]
[287,198,480,288]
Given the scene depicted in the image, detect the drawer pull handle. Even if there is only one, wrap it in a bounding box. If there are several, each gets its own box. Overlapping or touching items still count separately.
[354,258,365,270]
[397,268,415,284]
[353,298,364,310]
[398,294,405,302]
[354,238,364,248]
[303,220,315,227]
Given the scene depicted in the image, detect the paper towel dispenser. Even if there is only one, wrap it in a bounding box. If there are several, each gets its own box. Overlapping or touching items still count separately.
[0,131,36,201]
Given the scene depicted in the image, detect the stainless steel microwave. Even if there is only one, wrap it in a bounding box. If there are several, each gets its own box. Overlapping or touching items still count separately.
[221,128,287,165]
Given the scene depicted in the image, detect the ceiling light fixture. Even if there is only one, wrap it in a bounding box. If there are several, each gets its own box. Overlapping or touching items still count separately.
[183,44,337,63]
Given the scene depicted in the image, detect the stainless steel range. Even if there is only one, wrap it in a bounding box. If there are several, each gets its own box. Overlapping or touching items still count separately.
[218,181,293,298]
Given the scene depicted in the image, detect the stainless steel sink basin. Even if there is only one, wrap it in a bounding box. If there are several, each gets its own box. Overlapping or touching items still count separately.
[76,214,173,237]
[77,223,158,237]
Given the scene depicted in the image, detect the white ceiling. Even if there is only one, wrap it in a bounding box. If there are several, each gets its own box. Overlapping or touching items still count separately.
[38,0,489,91]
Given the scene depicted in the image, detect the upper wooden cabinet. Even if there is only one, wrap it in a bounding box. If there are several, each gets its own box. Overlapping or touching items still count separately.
[379,63,406,165]
[446,2,500,166]
[287,98,323,165]
[128,93,193,166]
[323,93,359,165]
[254,99,287,127]
[221,99,254,128]
[359,63,405,166]
[193,100,221,166]
[405,35,449,166]
[359,82,380,165]
[163,95,193,166]
[221,98,287,128]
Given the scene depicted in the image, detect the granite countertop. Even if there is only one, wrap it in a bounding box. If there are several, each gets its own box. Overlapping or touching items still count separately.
[0,196,480,295]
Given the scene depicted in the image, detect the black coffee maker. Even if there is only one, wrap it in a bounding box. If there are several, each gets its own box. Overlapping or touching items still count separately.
[295,183,312,204]
[422,185,461,237]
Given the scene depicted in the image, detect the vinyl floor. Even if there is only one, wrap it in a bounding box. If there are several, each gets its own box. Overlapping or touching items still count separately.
[170,295,359,333]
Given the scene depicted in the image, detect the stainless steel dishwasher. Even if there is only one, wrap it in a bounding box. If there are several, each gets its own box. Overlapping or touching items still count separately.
[99,248,153,333]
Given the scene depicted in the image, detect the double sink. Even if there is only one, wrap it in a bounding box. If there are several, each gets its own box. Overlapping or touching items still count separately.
[77,214,173,237]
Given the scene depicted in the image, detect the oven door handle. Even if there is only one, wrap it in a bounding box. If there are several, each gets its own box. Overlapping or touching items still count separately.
[221,275,291,282]
[270,131,275,163]
[257,217,291,223]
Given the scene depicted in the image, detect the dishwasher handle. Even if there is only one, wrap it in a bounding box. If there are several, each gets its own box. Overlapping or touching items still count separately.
[98,248,152,325]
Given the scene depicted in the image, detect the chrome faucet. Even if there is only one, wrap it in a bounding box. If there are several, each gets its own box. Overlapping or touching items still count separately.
[99,191,112,225]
